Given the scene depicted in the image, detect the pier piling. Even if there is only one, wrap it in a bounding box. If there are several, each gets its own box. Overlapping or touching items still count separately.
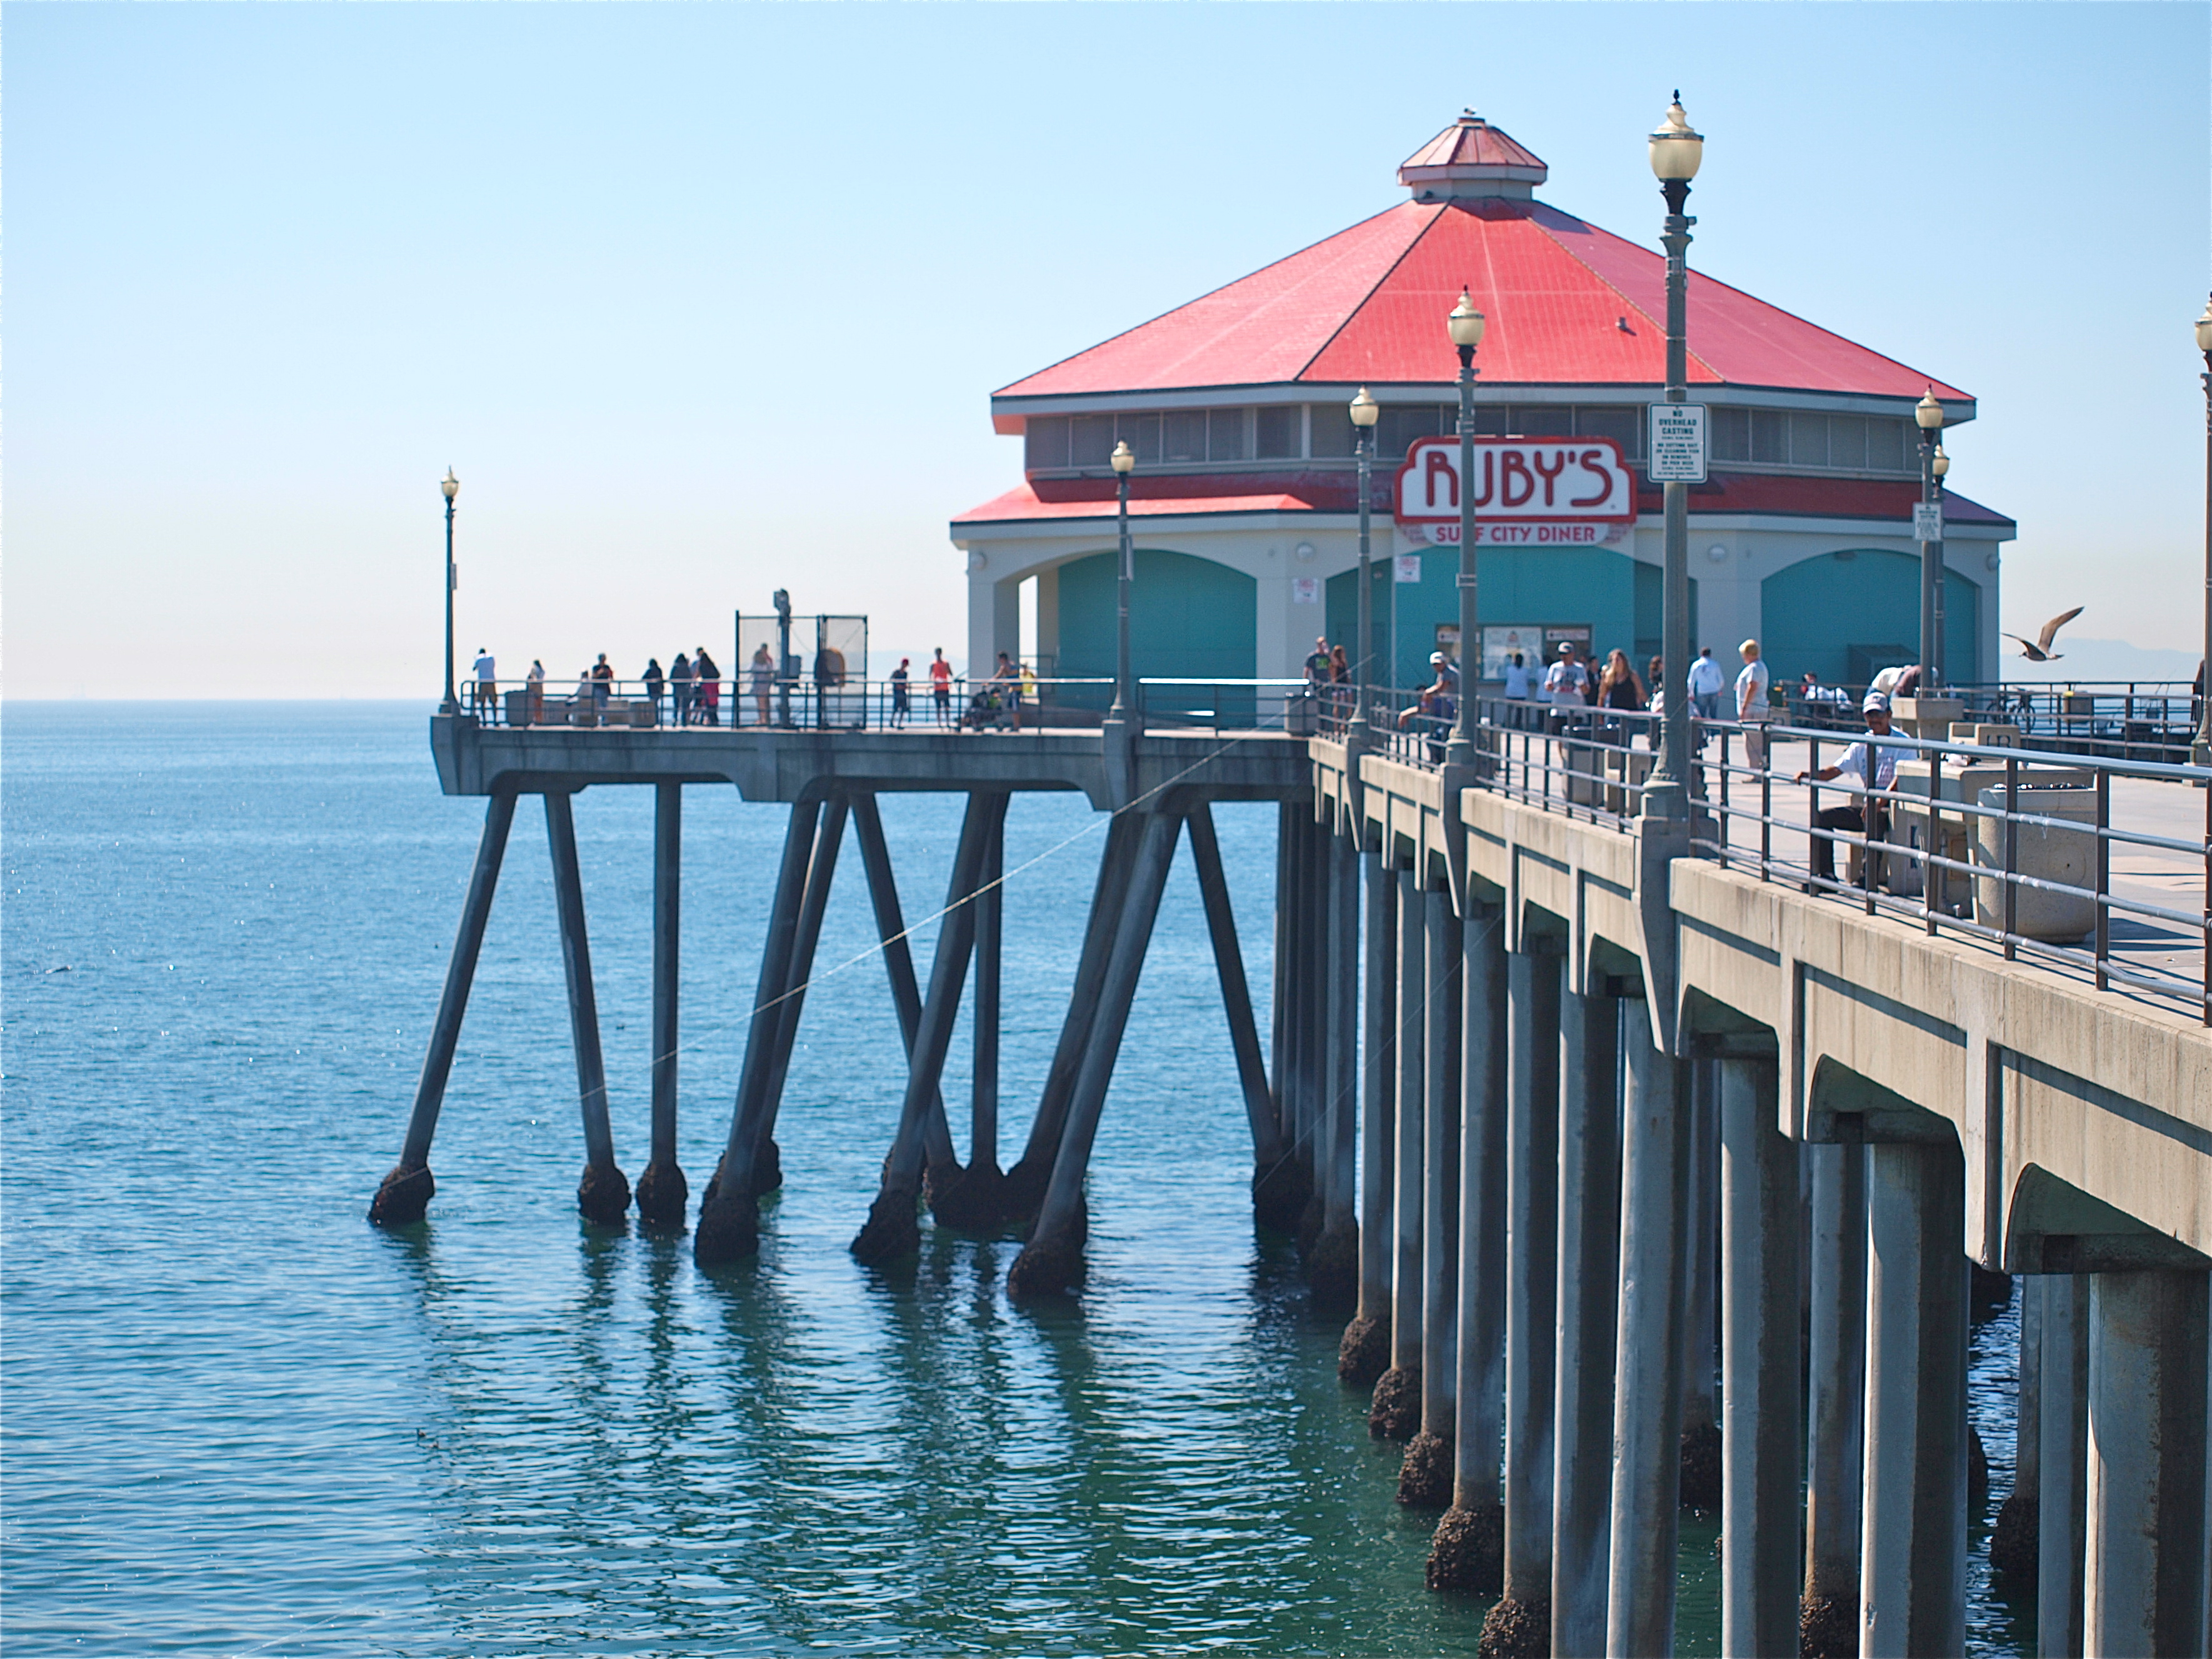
[371,787,518,1226]
[1369,867,1426,1442]
[1801,1140,1868,1656]
[1429,899,1506,1594]
[1718,1046,1801,1659]
[1008,809,1183,1298]
[1479,941,1561,1654]
[1548,984,1621,1655]
[544,790,630,1225]
[1398,887,1461,1506]
[1339,846,1396,1388]
[635,782,688,1233]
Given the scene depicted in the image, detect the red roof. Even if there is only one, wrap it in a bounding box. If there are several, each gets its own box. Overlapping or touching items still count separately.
[997,198,1969,403]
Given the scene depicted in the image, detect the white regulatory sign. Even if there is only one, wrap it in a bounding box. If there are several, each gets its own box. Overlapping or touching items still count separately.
[1646,404,1708,483]
[1913,503,1943,541]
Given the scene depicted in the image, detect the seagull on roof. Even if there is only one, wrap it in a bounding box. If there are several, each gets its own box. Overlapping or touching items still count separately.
[2001,606,2084,662]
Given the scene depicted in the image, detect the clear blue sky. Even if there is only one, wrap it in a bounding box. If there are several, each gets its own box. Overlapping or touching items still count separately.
[7,2,2206,697]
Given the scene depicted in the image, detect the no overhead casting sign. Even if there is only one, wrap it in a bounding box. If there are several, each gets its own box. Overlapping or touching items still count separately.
[1394,436,1637,548]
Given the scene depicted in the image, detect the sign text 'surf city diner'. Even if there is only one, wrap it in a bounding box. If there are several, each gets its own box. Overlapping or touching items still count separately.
[1394,436,1637,546]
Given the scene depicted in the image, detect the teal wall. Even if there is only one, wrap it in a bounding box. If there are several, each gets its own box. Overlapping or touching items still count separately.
[1760,549,1981,688]
[1326,546,1682,689]
[1058,548,1258,682]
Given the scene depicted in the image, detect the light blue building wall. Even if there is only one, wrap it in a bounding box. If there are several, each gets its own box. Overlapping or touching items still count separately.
[1761,548,1981,688]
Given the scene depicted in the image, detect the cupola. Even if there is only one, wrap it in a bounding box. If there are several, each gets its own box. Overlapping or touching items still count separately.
[1397,109,1549,203]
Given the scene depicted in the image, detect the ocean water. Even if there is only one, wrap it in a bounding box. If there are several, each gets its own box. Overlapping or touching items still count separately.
[3,704,2025,1656]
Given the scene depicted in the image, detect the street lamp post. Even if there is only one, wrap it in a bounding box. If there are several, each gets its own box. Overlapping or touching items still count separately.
[1109,439,1136,726]
[1643,93,1703,818]
[2193,296,2212,766]
[441,468,459,714]
[1350,387,1379,742]
[1445,293,1486,766]
[1916,389,1948,690]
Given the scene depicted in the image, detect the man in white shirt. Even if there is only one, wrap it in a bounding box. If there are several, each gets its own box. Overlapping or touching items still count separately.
[1686,647,1724,717]
[1794,693,1913,888]
[1735,639,1773,770]
[1543,641,1589,731]
[472,648,496,721]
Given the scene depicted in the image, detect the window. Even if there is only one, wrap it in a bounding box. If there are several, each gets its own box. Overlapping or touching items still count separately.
[1511,405,1574,439]
[1309,404,1356,458]
[1789,413,1828,468]
[1711,406,1751,461]
[1256,405,1300,459]
[1752,409,1788,464]
[1209,407,1251,463]
[1071,414,1115,468]
[1162,409,1207,463]
[1574,406,1640,456]
[1469,405,1509,437]
[1828,414,1867,471]
[1377,404,1442,458]
[1116,412,1161,464]
[1024,416,1069,471]
[1867,417,1906,473]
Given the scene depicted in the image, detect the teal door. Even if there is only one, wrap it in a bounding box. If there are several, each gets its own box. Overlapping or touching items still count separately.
[1761,549,1979,689]
[1057,548,1258,712]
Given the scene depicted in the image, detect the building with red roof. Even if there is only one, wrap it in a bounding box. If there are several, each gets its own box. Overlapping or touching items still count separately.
[953,110,2009,697]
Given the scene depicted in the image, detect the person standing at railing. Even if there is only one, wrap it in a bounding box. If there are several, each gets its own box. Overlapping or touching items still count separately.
[472,647,497,722]
[643,658,665,724]
[1598,649,1646,744]
[1398,664,1457,762]
[746,644,773,726]
[1793,693,1911,891]
[1328,644,1351,731]
[889,658,912,728]
[1501,651,1532,729]
[669,652,693,726]
[1543,641,1589,733]
[929,649,953,726]
[591,654,614,714]
[1020,660,1038,726]
[1735,639,1773,771]
[526,659,545,725]
[694,647,721,726]
[1687,645,1724,749]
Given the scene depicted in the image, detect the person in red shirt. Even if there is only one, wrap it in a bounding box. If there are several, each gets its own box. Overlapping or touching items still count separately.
[928,649,954,727]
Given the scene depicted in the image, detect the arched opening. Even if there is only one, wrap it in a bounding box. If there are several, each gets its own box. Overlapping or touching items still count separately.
[1761,549,1981,688]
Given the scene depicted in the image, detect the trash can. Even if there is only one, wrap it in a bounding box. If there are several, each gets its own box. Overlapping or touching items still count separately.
[504,688,532,727]
[1973,782,2097,942]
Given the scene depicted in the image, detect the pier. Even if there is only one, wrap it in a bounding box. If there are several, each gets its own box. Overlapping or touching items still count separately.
[373,688,2211,1654]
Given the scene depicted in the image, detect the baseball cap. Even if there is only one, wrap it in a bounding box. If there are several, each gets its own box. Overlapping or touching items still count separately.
[1863,692,1891,713]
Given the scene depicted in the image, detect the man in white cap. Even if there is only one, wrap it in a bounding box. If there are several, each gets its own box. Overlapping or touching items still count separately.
[1794,692,1913,890]
[1543,639,1589,732]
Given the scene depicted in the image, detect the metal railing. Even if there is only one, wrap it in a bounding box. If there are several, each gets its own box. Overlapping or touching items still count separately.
[1349,689,2208,1023]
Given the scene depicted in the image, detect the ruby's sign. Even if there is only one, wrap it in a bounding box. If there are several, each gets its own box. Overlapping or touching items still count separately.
[1394,436,1636,546]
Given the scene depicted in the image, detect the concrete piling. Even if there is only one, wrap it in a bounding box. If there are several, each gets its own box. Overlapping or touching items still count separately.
[1008,810,1183,1298]
[1719,1047,1801,1659]
[1992,1273,2044,1581]
[1428,899,1506,1595]
[1801,1140,1868,1658]
[695,797,823,1266]
[1369,867,1426,1442]
[1678,1057,1723,1513]
[754,796,853,1194]
[1478,942,1560,1655]
[852,793,996,1267]
[1339,847,1396,1390]
[1187,804,1290,1225]
[1313,827,1361,1308]
[634,782,688,1233]
[1398,887,1460,1506]
[544,790,630,1225]
[2083,1269,2210,1656]
[1548,985,1621,1656]
[371,788,518,1226]
[2038,1271,2089,1657]
[1006,811,1142,1224]
[1603,1012,1691,1658]
[1858,1138,1969,1658]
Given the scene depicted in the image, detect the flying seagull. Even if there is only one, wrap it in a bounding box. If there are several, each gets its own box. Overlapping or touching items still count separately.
[2001,606,2084,663]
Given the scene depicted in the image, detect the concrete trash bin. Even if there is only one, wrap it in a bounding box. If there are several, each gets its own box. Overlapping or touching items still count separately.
[1973,783,2097,942]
